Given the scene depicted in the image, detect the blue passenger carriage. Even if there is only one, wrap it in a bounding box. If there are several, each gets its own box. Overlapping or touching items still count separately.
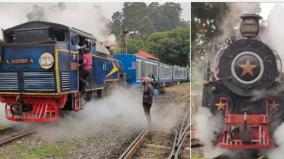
[115,54,158,87]
[116,54,190,87]
[0,21,120,122]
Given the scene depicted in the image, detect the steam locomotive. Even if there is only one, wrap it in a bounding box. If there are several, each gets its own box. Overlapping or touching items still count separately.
[0,21,189,122]
[202,14,284,150]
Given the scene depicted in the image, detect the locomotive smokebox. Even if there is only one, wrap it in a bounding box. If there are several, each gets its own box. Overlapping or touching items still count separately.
[240,14,262,38]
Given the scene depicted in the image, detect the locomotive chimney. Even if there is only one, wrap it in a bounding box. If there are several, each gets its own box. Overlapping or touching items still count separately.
[240,14,262,38]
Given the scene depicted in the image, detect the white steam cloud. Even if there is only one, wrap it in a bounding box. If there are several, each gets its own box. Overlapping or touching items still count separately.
[0,3,116,43]
[0,103,14,126]
[261,4,284,61]
[36,86,184,141]
[37,86,146,140]
[194,107,227,158]
[267,123,284,159]
[261,4,284,158]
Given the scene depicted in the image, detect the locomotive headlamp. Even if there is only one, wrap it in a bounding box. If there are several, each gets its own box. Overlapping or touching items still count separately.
[240,14,262,38]
[39,52,54,69]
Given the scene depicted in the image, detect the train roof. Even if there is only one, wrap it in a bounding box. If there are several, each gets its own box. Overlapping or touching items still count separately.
[4,21,96,40]
[116,54,189,68]
[136,50,158,60]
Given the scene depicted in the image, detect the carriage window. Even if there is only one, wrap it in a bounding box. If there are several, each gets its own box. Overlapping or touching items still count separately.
[145,62,149,77]
[137,60,142,80]
[159,66,163,78]
[168,67,172,78]
[164,66,166,78]
[162,66,164,78]
[53,30,65,41]
[12,29,50,43]
[153,63,158,78]
[161,66,164,78]
[148,62,151,76]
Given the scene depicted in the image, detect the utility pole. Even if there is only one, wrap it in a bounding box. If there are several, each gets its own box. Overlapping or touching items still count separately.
[121,27,129,54]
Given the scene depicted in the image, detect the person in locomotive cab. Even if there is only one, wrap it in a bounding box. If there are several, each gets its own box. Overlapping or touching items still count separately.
[79,47,93,91]
[142,76,154,130]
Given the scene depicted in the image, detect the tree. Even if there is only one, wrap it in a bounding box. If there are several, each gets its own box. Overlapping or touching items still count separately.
[145,27,190,66]
[191,3,229,43]
[191,3,229,59]
[126,37,145,53]
[158,3,182,31]
[121,2,155,37]
[110,11,123,39]
[109,2,186,39]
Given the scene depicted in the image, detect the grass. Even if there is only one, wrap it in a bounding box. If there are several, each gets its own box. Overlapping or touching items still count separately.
[153,148,161,156]
[25,144,74,159]
[191,156,206,159]
[0,141,77,159]
[0,124,8,129]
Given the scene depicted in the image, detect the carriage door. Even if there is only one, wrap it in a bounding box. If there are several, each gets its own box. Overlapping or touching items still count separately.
[89,39,96,86]
[70,32,80,91]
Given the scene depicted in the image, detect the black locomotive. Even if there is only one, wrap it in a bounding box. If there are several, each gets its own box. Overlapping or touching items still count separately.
[202,14,284,150]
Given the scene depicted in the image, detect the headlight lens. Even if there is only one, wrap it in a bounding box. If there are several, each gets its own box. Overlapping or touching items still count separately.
[39,52,54,69]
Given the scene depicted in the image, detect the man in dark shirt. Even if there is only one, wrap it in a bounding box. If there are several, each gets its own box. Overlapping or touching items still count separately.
[142,77,153,130]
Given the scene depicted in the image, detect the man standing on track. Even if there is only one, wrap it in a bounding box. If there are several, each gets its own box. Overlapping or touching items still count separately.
[142,76,154,130]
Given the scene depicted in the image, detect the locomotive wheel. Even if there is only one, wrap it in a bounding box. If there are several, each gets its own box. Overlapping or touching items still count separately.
[96,90,102,98]
[83,91,92,102]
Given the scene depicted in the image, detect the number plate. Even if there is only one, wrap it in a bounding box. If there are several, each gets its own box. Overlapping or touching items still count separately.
[10,58,31,64]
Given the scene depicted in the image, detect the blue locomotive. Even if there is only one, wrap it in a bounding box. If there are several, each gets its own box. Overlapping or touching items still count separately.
[0,21,122,122]
[0,21,189,122]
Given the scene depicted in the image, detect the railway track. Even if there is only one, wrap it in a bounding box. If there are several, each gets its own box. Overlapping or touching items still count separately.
[119,96,190,159]
[0,125,39,146]
[118,130,150,159]
[168,103,190,159]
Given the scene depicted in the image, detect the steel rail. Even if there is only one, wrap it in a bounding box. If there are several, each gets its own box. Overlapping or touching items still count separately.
[168,102,190,159]
[118,130,150,159]
[0,129,37,146]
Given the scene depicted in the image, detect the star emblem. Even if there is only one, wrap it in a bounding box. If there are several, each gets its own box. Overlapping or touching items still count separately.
[269,100,279,112]
[215,100,226,111]
[239,58,257,77]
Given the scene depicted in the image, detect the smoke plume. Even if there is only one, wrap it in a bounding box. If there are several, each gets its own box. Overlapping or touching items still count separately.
[217,3,261,44]
[0,2,116,43]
